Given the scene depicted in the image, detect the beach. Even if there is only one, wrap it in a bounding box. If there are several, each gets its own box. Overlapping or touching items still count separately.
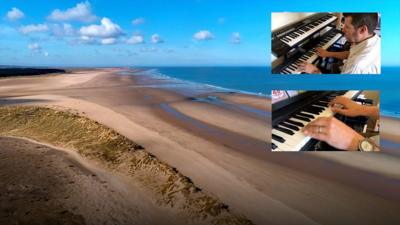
[1,68,400,225]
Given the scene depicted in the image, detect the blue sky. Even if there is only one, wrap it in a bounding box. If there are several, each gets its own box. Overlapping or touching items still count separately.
[0,0,399,67]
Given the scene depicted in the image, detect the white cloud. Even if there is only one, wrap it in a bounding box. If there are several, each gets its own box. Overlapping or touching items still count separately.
[7,7,25,21]
[28,43,42,53]
[230,32,241,44]
[132,17,145,25]
[100,37,116,45]
[79,17,123,38]
[151,34,163,44]
[79,35,95,44]
[193,30,214,41]
[19,24,49,34]
[140,47,158,53]
[28,43,49,56]
[126,34,144,44]
[48,1,96,22]
[50,23,75,37]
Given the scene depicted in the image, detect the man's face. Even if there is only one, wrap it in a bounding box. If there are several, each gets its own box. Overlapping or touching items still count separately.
[342,16,360,43]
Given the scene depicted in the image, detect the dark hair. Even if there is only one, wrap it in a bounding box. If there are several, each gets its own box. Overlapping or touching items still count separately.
[342,13,378,34]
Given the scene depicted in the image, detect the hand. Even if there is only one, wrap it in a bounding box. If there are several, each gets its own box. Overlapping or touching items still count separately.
[298,62,319,74]
[329,96,363,117]
[316,47,330,58]
[302,116,364,151]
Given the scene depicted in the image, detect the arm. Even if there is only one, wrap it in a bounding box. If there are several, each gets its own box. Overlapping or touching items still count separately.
[330,96,379,119]
[317,48,349,60]
[298,62,322,74]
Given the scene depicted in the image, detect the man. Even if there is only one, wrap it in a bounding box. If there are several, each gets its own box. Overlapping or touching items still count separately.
[302,96,380,151]
[299,13,380,74]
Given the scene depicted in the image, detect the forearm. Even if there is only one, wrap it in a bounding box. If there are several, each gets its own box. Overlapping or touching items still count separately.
[358,105,379,119]
[328,51,349,60]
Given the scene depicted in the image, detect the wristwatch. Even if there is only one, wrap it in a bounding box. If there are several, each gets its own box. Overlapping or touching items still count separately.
[358,138,375,151]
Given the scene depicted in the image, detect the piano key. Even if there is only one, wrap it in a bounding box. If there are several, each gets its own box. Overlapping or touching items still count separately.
[293,115,311,122]
[274,126,295,135]
[280,122,300,131]
[297,112,315,119]
[272,134,285,143]
[272,140,294,151]
[286,119,304,127]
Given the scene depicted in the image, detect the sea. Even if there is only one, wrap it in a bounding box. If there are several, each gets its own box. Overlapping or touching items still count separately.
[133,66,400,118]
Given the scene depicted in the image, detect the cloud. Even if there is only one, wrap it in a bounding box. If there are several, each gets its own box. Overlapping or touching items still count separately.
[140,47,158,53]
[193,30,214,41]
[48,1,96,22]
[80,17,123,38]
[28,43,48,56]
[100,38,116,45]
[151,34,164,44]
[132,17,145,25]
[19,24,49,34]
[79,35,96,44]
[7,7,25,21]
[230,32,241,44]
[28,43,42,52]
[126,34,144,44]
[50,23,75,37]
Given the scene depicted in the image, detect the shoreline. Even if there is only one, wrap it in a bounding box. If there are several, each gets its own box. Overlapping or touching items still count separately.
[0,68,400,225]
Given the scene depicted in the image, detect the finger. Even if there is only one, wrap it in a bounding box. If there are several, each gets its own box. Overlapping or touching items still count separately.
[307,117,331,127]
[302,125,328,141]
[329,96,339,106]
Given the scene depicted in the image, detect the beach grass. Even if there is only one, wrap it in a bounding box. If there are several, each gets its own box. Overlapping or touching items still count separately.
[0,105,253,225]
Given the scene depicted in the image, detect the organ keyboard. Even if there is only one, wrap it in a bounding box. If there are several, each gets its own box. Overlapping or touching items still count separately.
[271,90,361,151]
[278,30,342,74]
[271,13,344,74]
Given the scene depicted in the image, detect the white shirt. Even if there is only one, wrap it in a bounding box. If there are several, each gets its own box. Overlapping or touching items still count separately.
[341,34,381,74]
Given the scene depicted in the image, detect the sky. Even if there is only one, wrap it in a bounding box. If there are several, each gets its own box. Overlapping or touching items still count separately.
[0,0,399,67]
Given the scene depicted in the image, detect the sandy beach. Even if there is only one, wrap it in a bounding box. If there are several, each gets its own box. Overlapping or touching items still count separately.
[1,68,400,225]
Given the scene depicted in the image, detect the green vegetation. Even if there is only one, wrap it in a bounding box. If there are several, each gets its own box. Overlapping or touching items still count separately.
[0,106,253,225]
[0,68,65,77]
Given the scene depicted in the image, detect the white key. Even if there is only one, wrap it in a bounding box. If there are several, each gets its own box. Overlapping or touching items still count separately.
[282,33,342,74]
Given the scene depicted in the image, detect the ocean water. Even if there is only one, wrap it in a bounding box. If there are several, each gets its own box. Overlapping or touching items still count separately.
[133,66,400,118]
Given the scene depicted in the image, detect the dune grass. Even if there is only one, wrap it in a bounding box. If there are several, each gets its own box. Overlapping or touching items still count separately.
[0,106,253,225]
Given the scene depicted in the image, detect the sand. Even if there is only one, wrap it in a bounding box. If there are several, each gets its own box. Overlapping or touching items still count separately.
[0,136,180,225]
[1,68,400,225]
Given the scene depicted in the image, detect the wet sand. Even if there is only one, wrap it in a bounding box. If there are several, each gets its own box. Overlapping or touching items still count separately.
[1,68,400,225]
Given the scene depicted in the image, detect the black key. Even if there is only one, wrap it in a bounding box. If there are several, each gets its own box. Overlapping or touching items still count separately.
[293,115,311,122]
[314,101,328,107]
[272,143,277,150]
[312,105,325,110]
[280,122,300,131]
[303,108,320,114]
[306,106,323,113]
[272,134,285,143]
[297,112,314,119]
[275,126,295,135]
[286,119,304,127]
